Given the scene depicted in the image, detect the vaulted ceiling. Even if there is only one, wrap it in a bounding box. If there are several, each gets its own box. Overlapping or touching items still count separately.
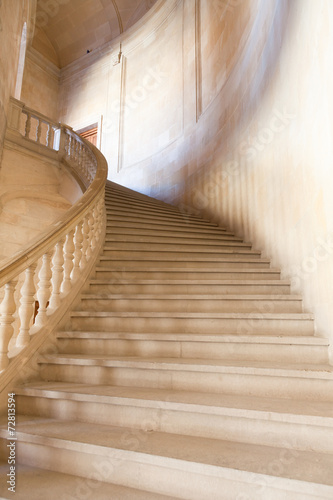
[33,0,158,68]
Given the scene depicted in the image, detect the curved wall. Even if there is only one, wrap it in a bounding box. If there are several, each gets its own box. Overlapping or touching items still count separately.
[58,0,333,351]
[0,0,36,162]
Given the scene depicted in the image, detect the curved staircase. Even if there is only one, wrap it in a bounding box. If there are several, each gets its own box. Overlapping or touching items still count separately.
[1,180,333,499]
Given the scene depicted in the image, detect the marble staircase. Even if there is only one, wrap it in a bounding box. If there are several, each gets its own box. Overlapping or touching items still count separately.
[1,180,333,499]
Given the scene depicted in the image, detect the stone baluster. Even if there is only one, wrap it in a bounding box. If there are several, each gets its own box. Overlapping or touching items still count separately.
[71,138,75,161]
[25,112,31,139]
[47,124,55,149]
[64,132,70,156]
[76,141,81,165]
[89,210,96,253]
[81,215,90,265]
[96,198,104,235]
[49,239,64,310]
[35,251,53,327]
[72,222,83,279]
[77,143,82,170]
[82,148,88,178]
[61,230,75,294]
[84,214,92,261]
[36,119,42,144]
[17,264,37,347]
[0,279,18,371]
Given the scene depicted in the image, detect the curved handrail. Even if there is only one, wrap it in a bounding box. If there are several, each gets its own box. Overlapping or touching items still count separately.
[0,98,108,373]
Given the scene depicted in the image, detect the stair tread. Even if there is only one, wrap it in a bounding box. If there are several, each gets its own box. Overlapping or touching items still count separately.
[90,278,289,285]
[104,237,248,244]
[99,257,270,265]
[71,311,312,319]
[1,417,333,487]
[95,266,280,272]
[105,230,239,239]
[38,354,333,377]
[16,383,333,423]
[56,331,329,345]
[81,293,302,300]
[103,246,259,254]
[0,462,174,500]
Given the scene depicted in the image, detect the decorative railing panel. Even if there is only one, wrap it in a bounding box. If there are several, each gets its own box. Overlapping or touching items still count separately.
[0,97,107,374]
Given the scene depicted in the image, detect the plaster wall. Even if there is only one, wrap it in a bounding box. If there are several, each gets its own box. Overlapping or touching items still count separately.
[20,48,60,121]
[58,0,333,348]
[0,0,33,161]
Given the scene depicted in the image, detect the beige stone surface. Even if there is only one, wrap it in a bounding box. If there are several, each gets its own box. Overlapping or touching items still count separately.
[57,0,333,351]
[0,180,332,498]
[35,0,158,67]
[0,144,82,261]
[0,0,35,160]
[20,48,60,121]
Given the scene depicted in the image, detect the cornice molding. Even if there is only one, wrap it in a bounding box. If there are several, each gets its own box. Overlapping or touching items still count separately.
[26,46,60,81]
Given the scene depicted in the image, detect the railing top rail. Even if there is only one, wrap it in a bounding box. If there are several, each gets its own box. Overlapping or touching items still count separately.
[15,100,61,128]
[0,132,107,288]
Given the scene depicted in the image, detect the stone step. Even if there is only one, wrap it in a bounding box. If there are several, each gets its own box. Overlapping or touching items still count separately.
[69,311,314,336]
[105,186,178,210]
[105,231,243,243]
[98,257,272,269]
[88,278,290,295]
[104,198,185,217]
[106,218,231,234]
[103,241,252,252]
[14,383,333,453]
[2,417,333,499]
[37,355,333,401]
[102,248,262,260]
[0,461,174,500]
[106,207,213,226]
[106,214,224,231]
[94,266,281,280]
[56,332,329,364]
[77,294,303,313]
[104,195,178,215]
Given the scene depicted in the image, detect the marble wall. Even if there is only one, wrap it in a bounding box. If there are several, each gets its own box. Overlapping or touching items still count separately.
[55,0,333,351]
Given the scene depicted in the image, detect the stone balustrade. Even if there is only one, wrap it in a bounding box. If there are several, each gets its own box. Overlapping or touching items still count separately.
[0,98,107,374]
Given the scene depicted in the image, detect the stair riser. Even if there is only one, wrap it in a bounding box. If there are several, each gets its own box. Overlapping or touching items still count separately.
[94,270,281,280]
[103,242,251,252]
[102,250,260,260]
[105,230,239,241]
[78,298,302,313]
[70,316,314,335]
[5,441,324,500]
[105,202,204,218]
[106,209,212,226]
[15,396,333,454]
[98,259,271,269]
[106,217,220,231]
[105,191,174,208]
[106,219,228,233]
[105,207,186,222]
[105,199,181,214]
[88,283,291,294]
[38,365,333,401]
[56,339,328,364]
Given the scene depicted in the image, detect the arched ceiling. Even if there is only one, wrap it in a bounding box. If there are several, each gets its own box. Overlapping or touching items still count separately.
[34,0,158,68]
